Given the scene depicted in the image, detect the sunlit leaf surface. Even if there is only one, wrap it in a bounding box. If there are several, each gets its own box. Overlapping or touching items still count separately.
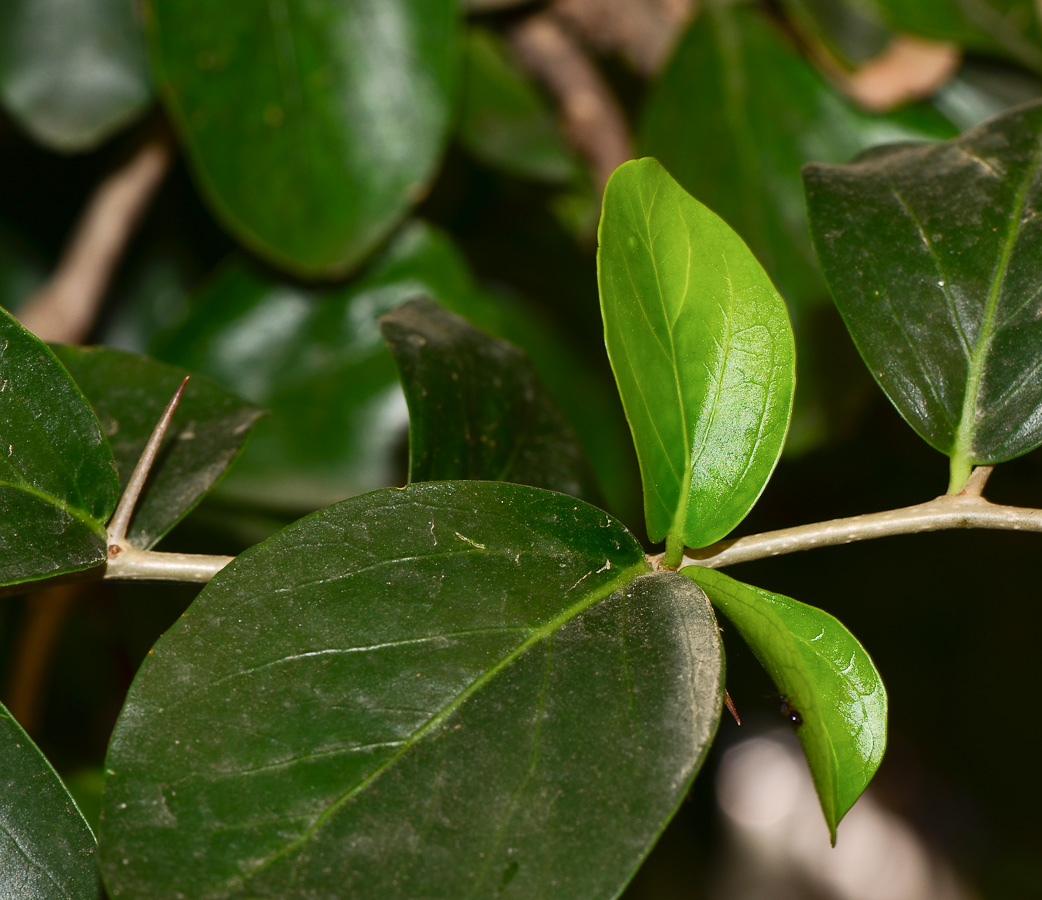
[598,158,795,559]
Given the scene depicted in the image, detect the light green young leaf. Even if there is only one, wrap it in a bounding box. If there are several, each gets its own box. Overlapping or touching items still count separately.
[687,566,887,842]
[598,158,795,564]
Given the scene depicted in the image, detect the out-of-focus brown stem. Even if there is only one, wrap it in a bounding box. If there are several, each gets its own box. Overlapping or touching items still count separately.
[552,0,696,75]
[17,128,174,345]
[5,585,83,735]
[508,12,633,193]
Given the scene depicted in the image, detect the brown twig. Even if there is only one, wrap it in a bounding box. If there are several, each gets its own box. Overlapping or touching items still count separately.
[552,0,696,75]
[507,11,633,193]
[823,35,961,112]
[17,128,174,345]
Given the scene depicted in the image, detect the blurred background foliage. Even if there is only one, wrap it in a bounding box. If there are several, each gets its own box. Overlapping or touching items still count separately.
[3,0,1042,896]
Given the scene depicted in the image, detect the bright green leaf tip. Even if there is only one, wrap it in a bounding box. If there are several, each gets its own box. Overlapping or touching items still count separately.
[685,566,888,842]
[597,157,795,556]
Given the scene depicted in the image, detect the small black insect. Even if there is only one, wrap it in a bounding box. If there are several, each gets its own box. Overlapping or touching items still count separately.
[778,694,802,726]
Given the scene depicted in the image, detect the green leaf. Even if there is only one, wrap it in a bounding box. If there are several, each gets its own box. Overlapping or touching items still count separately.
[0,0,151,152]
[686,566,887,843]
[52,346,264,549]
[0,307,118,587]
[861,0,1042,73]
[0,701,104,899]
[152,222,629,516]
[804,100,1042,491]
[458,28,579,184]
[148,0,460,276]
[380,298,601,502]
[778,0,892,68]
[99,482,724,900]
[150,224,504,513]
[598,158,795,563]
[639,3,955,312]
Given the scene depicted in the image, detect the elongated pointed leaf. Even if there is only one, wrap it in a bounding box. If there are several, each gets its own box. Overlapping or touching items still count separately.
[99,482,724,900]
[804,101,1042,490]
[53,346,264,549]
[598,158,795,559]
[1,701,104,899]
[686,566,887,842]
[148,0,459,276]
[0,308,118,587]
[380,298,601,502]
[0,0,151,151]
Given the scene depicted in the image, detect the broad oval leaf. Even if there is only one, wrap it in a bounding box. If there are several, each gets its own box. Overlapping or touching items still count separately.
[0,0,151,151]
[1,701,104,899]
[148,0,460,276]
[53,346,264,549]
[687,566,887,843]
[99,482,724,900]
[0,307,118,587]
[598,158,795,561]
[804,100,1042,490]
[380,298,601,502]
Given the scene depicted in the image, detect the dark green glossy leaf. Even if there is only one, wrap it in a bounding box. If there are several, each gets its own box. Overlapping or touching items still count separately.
[150,224,502,513]
[0,0,150,152]
[778,0,891,68]
[53,346,263,550]
[639,4,955,312]
[598,158,795,562]
[148,0,460,276]
[862,0,1042,72]
[686,566,887,843]
[804,100,1042,491]
[458,28,579,183]
[0,308,117,587]
[381,298,601,502]
[99,482,724,900]
[152,222,629,517]
[1,701,104,899]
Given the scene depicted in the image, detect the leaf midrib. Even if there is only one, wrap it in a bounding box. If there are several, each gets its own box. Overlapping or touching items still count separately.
[0,478,106,538]
[233,556,651,890]
[950,134,1042,486]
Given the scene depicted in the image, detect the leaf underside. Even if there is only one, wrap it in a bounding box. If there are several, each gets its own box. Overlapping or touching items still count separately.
[687,566,887,842]
[99,481,725,900]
